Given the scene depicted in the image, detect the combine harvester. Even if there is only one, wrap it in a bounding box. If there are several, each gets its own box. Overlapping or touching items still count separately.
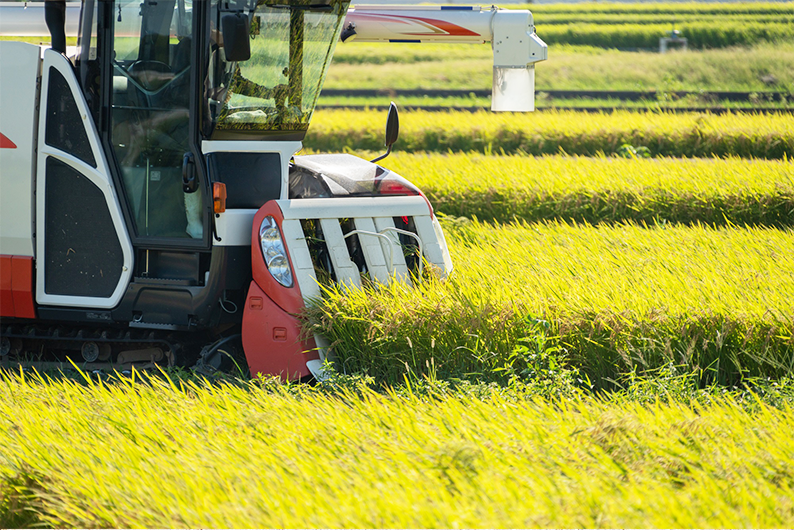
[0,0,546,379]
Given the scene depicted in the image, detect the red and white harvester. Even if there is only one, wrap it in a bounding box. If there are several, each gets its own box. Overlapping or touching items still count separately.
[0,0,546,379]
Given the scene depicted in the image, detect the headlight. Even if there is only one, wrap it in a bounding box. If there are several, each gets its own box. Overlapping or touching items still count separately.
[259,216,293,287]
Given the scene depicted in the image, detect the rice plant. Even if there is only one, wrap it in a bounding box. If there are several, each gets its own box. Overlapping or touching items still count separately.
[304,220,794,386]
[2,371,794,528]
[379,152,794,227]
[305,109,794,158]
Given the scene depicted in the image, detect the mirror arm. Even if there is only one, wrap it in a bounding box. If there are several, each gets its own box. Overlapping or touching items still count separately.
[370,144,392,164]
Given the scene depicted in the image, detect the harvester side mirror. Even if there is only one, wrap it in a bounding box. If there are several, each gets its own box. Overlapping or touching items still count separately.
[371,102,399,163]
[221,13,251,62]
[385,102,399,147]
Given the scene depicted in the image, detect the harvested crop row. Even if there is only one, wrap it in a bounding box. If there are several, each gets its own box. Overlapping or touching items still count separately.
[305,220,794,386]
[382,153,794,227]
[306,109,794,159]
[2,373,794,528]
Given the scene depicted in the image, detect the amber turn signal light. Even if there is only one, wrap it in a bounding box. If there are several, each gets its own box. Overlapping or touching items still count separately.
[213,182,227,214]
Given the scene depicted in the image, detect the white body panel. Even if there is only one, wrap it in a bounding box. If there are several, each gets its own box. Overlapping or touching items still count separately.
[35,50,134,309]
[278,196,432,220]
[0,42,40,257]
[345,6,494,43]
[215,209,258,247]
[345,4,546,64]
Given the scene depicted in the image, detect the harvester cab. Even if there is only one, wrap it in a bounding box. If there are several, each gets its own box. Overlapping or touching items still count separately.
[0,0,547,379]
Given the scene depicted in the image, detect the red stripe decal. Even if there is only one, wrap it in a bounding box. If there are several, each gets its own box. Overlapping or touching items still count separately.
[405,15,481,37]
[0,132,17,149]
[354,13,480,37]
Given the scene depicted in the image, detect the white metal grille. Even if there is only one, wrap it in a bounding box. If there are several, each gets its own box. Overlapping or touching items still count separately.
[276,196,452,303]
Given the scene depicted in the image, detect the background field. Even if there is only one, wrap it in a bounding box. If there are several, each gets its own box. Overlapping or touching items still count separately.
[379,153,794,227]
[305,109,794,158]
[528,1,794,49]
[3,3,794,528]
[325,2,794,112]
[307,2,794,391]
[327,42,794,94]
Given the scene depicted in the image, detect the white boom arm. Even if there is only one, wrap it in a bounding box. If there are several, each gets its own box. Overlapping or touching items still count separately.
[0,2,547,111]
[342,5,547,111]
[0,2,81,37]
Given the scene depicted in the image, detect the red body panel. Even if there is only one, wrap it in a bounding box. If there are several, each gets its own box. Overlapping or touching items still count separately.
[0,255,36,319]
[242,281,318,380]
[249,201,305,315]
[242,201,316,380]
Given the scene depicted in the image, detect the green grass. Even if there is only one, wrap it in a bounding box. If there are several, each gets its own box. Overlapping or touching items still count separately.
[305,220,794,387]
[327,42,794,93]
[306,109,794,158]
[538,20,794,49]
[2,371,794,528]
[375,152,794,227]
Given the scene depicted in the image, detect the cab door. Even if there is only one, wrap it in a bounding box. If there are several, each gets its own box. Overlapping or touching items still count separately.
[36,50,133,308]
[108,0,206,243]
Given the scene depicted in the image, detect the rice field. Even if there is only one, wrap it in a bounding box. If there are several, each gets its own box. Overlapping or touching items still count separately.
[326,42,794,93]
[318,95,794,112]
[511,2,794,49]
[382,152,794,226]
[526,2,794,17]
[537,20,794,49]
[305,220,794,386]
[2,372,794,528]
[305,109,794,158]
[3,8,794,525]
[302,111,794,388]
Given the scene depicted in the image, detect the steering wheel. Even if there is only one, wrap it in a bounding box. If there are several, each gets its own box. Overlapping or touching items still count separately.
[126,60,174,92]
